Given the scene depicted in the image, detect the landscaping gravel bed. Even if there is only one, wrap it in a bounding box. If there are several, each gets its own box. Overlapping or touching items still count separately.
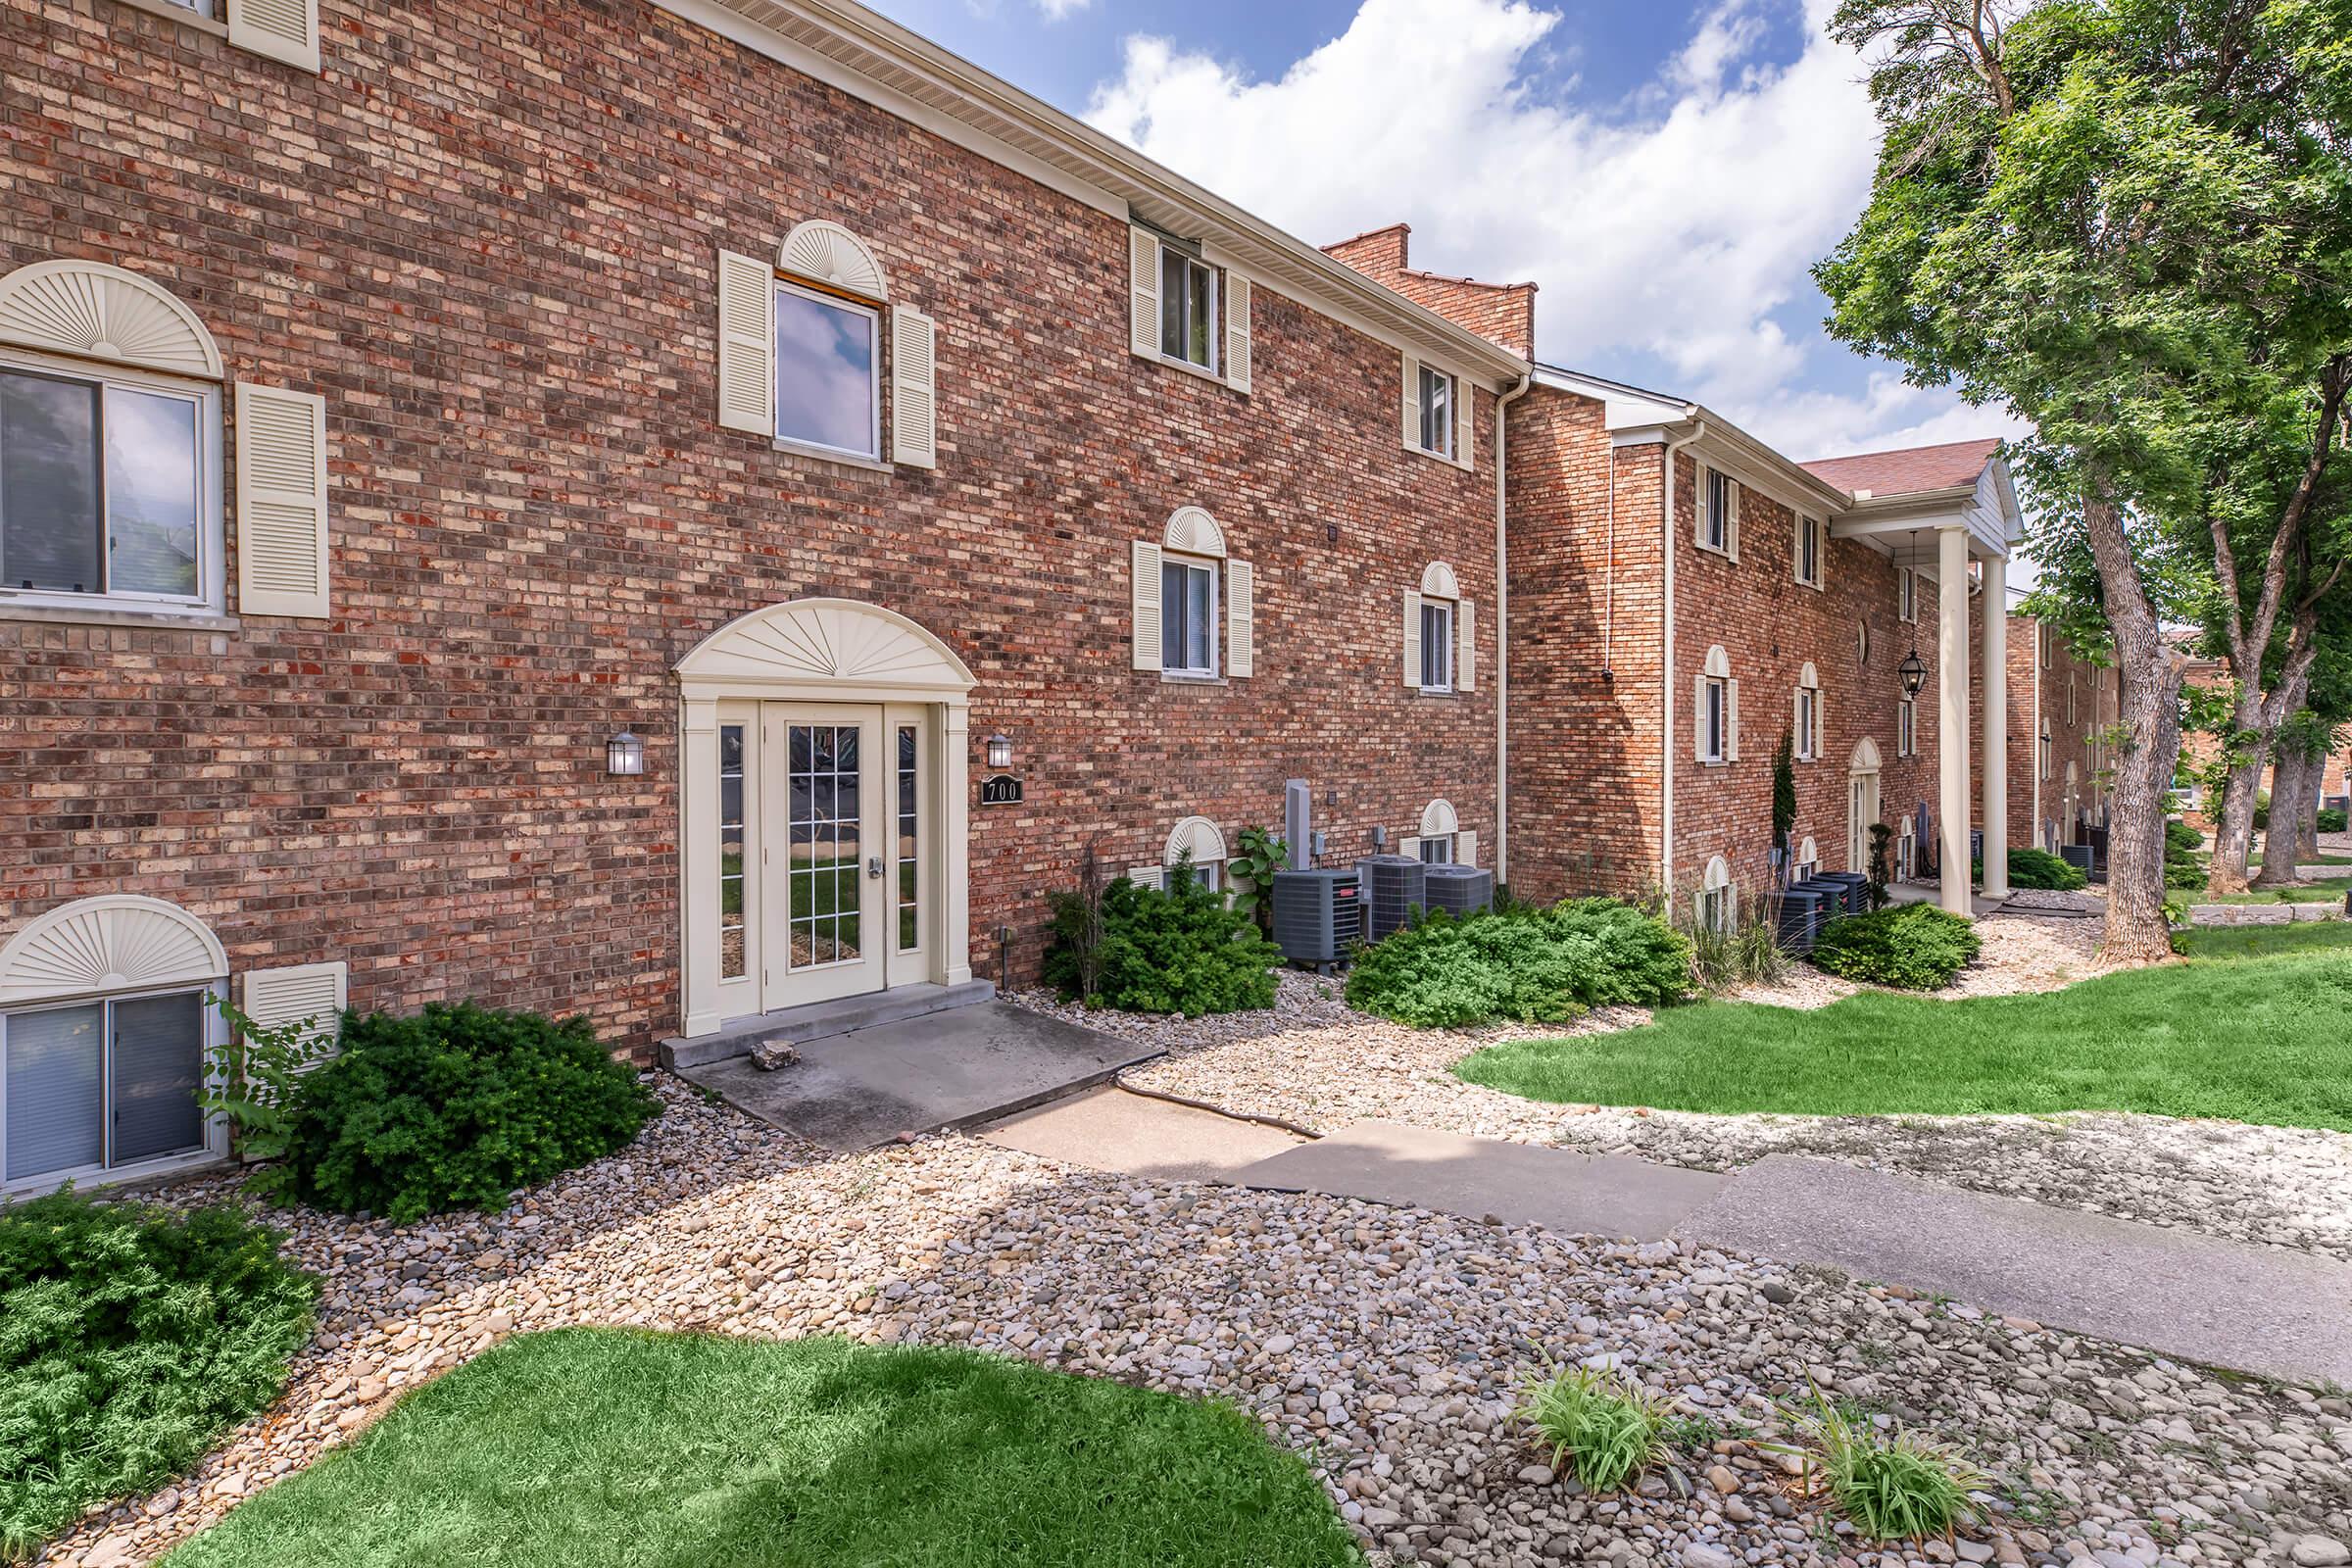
[41,1080,2352,1568]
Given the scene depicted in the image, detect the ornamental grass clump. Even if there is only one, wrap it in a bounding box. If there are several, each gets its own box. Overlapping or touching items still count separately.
[282,1002,661,1223]
[1810,904,1981,991]
[0,1193,316,1559]
[1344,899,1690,1029]
[1769,1389,1983,1544]
[1513,1364,1675,1493]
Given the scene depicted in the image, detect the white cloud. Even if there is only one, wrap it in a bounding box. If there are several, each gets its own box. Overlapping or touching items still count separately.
[1035,0,1091,18]
[1084,0,1998,456]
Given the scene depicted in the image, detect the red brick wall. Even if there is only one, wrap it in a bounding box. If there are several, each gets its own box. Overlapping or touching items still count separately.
[2002,616,2116,847]
[1,0,1500,1052]
[1323,223,1537,361]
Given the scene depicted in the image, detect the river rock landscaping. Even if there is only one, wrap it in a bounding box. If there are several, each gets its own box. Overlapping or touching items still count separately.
[31,1077,2352,1568]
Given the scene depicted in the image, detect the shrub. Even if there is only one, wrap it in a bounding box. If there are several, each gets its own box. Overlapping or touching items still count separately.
[1811,904,1981,990]
[282,1003,661,1223]
[1345,900,1690,1028]
[1515,1365,1673,1493]
[1769,1389,1983,1543]
[2166,820,2209,890]
[2004,846,2086,891]
[1045,864,1281,1017]
[0,1194,316,1557]
[2319,806,2347,834]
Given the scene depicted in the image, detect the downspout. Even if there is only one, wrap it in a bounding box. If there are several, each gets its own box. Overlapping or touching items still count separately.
[1494,370,1532,889]
[1603,440,1617,675]
[2032,622,2043,848]
[1660,417,1705,907]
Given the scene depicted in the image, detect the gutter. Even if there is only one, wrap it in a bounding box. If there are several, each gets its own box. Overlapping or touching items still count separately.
[1659,416,1705,906]
[1494,372,1532,887]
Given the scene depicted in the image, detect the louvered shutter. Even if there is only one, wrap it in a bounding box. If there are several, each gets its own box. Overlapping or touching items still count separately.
[1402,589,1422,687]
[890,305,938,467]
[227,0,319,72]
[1457,598,1476,691]
[715,249,775,435]
[234,382,330,619]
[1226,560,1254,677]
[1126,865,1165,891]
[1401,355,1421,449]
[1793,688,1805,754]
[1726,479,1741,562]
[1693,675,1710,758]
[1224,274,1251,394]
[1457,830,1478,867]
[1455,379,1473,468]
[1397,837,1422,859]
[1726,679,1741,760]
[1129,229,1160,359]
[241,960,347,1073]
[1131,540,1162,671]
[1814,687,1826,757]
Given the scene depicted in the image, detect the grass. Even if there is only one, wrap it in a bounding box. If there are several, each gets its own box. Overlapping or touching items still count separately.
[2248,851,2352,866]
[1514,1365,1673,1493]
[2188,875,2352,906]
[1770,1389,1982,1543]
[165,1329,1355,1568]
[1455,935,2352,1132]
[2174,922,2352,958]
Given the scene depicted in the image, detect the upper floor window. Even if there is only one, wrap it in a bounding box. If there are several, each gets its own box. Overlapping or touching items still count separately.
[1419,597,1453,692]
[2,366,209,604]
[1898,698,1917,758]
[773,279,881,463]
[1160,555,1218,677]
[1133,506,1253,680]
[1159,249,1219,373]
[1698,466,1738,558]
[1696,644,1739,763]
[1793,662,1823,761]
[1795,514,1824,589]
[1405,562,1474,694]
[1414,365,1455,460]
[1898,566,1917,621]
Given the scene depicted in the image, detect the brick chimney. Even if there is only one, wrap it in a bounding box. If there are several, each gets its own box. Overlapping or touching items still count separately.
[1322,221,1536,361]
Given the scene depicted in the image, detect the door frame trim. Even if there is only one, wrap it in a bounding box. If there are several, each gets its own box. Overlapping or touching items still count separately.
[677,599,974,1039]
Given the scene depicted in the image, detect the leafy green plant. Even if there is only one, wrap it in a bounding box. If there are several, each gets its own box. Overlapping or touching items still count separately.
[1225,826,1289,936]
[2166,820,2210,890]
[1344,900,1690,1028]
[2319,807,2348,834]
[1811,904,1982,991]
[1514,1364,1674,1493]
[1765,1387,1983,1544]
[203,995,336,1196]
[1772,732,1798,856]
[0,1193,316,1558]
[1865,823,1893,911]
[1044,837,1110,1002]
[2005,847,2087,892]
[1044,859,1280,1017]
[281,1003,661,1223]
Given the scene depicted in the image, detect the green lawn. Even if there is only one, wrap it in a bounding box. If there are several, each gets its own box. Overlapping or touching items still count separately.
[2173,921,2352,958]
[2249,851,2352,866]
[2189,875,2352,906]
[166,1330,1353,1568]
[1455,935,2352,1132]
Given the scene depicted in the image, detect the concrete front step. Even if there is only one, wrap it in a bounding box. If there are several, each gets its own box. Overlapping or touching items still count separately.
[657,979,997,1069]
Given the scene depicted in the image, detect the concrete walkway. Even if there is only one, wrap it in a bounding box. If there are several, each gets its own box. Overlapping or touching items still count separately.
[983,1085,1306,1182]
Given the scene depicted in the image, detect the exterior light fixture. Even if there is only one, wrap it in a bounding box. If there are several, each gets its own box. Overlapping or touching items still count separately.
[606,730,646,776]
[1898,650,1928,700]
[985,733,1013,770]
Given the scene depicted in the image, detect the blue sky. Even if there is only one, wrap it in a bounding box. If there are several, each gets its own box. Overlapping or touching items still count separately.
[866,0,2018,460]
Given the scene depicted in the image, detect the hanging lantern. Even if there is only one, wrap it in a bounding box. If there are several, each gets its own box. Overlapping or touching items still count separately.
[1898,649,1928,700]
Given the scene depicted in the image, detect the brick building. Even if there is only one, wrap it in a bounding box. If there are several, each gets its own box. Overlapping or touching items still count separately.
[1,0,2019,1195]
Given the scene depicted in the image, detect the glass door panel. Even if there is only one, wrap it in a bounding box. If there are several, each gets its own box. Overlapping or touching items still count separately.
[762,706,883,1006]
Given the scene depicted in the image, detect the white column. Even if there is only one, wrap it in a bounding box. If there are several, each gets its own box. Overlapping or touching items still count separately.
[1936,526,1973,916]
[1981,555,2010,900]
[940,703,974,987]
[680,698,722,1037]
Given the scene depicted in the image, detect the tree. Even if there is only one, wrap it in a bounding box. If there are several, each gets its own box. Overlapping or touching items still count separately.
[1816,0,2352,963]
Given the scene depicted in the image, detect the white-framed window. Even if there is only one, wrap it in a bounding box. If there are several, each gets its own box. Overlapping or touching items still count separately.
[1698,466,1738,557]
[1,353,221,614]
[1699,856,1734,934]
[1407,798,1474,867]
[1154,815,1229,896]
[1897,699,1916,758]
[2067,674,2078,726]
[1795,514,1824,588]
[1414,364,1455,460]
[1794,836,1819,884]
[1419,597,1454,692]
[3,989,212,1188]
[1404,562,1474,695]
[1897,826,1916,880]
[1417,834,1455,865]
[772,277,882,463]
[1898,566,1917,622]
[1695,644,1738,763]
[1159,248,1220,374]
[1159,554,1218,678]
[1794,662,1823,761]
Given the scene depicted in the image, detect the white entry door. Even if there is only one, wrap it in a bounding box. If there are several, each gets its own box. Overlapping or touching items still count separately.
[1849,770,1880,871]
[761,705,886,1008]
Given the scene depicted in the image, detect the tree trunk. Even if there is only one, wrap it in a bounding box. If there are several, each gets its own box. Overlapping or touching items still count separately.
[2298,750,2327,859]
[2206,760,2262,895]
[2254,742,2309,887]
[2082,493,2187,964]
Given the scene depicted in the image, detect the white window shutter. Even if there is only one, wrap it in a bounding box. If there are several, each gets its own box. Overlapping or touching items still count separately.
[1224,274,1251,394]
[1726,479,1741,563]
[227,0,319,72]
[1402,589,1422,686]
[1131,540,1162,671]
[1457,830,1478,867]
[1401,355,1421,449]
[234,382,330,619]
[1226,560,1254,677]
[1126,865,1165,891]
[890,305,938,468]
[715,248,774,435]
[1129,229,1161,359]
[1726,678,1741,760]
[241,959,347,1058]
[1398,836,1422,859]
[1793,688,1804,750]
[1693,675,1709,758]
[1793,517,1804,580]
[1456,379,1473,468]
[1815,688,1826,755]
[1457,598,1476,691]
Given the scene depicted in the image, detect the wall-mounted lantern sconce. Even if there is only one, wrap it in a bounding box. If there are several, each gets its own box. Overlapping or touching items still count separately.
[985,733,1013,770]
[607,730,646,776]
[1897,650,1928,701]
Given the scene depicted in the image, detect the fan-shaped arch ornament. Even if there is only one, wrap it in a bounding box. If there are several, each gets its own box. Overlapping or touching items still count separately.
[0,261,223,379]
[1162,506,1226,559]
[1163,815,1229,867]
[1419,561,1460,600]
[1849,737,1883,774]
[1420,798,1459,838]
[0,896,228,1007]
[676,598,975,697]
[777,221,889,301]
